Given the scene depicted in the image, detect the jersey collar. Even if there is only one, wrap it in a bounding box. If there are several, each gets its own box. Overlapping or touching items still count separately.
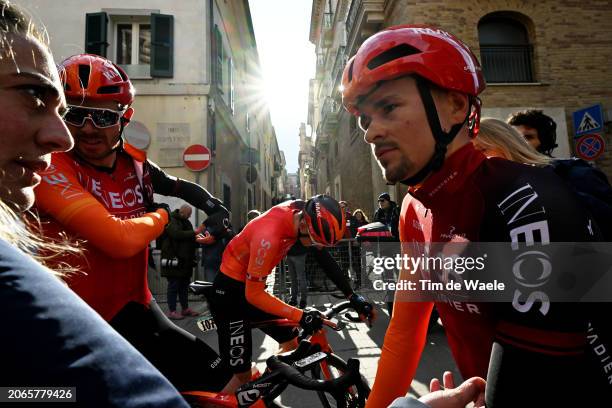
[410,143,486,204]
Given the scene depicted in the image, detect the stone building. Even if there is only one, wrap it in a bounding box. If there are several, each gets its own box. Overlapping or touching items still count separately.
[309,0,612,217]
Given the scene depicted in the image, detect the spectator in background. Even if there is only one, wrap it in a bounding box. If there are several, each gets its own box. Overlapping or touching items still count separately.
[161,204,199,320]
[339,200,355,239]
[474,118,551,165]
[373,192,400,239]
[507,109,558,157]
[247,209,261,223]
[352,209,370,233]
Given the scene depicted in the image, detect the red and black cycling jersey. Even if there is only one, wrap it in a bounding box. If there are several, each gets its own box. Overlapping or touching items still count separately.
[35,144,229,321]
[368,143,608,407]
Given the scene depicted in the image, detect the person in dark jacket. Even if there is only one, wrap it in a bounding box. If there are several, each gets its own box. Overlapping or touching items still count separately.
[161,204,199,319]
[373,193,400,239]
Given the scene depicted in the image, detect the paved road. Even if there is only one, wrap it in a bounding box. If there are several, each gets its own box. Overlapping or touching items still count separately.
[161,292,459,408]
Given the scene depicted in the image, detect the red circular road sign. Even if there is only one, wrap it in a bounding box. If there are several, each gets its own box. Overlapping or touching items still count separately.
[575,134,605,161]
[183,144,211,171]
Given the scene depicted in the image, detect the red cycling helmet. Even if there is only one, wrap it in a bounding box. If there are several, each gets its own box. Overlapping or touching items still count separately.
[341,24,485,115]
[59,54,135,107]
[341,25,486,186]
[303,195,346,247]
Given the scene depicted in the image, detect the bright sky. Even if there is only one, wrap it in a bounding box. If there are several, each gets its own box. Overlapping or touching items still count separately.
[249,0,315,173]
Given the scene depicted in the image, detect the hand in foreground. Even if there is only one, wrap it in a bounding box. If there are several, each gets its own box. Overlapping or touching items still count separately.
[421,372,486,408]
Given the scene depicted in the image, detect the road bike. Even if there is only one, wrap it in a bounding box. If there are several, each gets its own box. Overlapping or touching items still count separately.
[184,280,371,407]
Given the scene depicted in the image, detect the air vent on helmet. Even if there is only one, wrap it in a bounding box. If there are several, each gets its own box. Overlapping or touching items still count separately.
[348,60,354,82]
[97,85,120,94]
[78,65,90,88]
[366,44,421,70]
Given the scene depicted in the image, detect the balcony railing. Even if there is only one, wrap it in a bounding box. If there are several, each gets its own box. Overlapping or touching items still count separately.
[321,96,340,133]
[331,45,347,92]
[345,0,386,53]
[480,45,534,83]
[346,0,361,32]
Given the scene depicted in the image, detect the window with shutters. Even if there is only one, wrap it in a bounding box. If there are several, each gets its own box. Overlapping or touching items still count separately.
[85,11,173,79]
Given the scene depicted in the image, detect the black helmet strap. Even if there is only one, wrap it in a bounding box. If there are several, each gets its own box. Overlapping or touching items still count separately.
[400,77,469,186]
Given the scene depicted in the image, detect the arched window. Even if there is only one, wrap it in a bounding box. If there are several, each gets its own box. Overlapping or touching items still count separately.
[478,14,534,83]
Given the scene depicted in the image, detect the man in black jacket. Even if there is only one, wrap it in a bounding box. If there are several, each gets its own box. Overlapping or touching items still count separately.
[373,193,400,239]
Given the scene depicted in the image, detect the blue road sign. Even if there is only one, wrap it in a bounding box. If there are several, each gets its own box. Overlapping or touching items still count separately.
[575,134,605,161]
[573,104,604,137]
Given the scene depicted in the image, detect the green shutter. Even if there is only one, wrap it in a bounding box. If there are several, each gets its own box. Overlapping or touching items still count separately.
[229,57,234,113]
[85,12,108,57]
[151,13,174,77]
[214,25,223,89]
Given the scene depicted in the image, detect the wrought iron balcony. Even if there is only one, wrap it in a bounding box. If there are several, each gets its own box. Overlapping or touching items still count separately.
[346,0,387,53]
[331,45,347,93]
[321,96,340,134]
[480,45,534,83]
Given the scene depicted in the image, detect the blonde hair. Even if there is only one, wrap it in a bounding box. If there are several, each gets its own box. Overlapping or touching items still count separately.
[0,1,49,57]
[0,202,81,277]
[475,118,552,166]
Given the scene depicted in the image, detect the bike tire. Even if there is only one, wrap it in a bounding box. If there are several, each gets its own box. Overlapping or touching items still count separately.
[310,353,370,408]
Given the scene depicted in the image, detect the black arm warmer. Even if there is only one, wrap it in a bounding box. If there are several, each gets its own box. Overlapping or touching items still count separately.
[148,160,229,218]
[310,248,353,297]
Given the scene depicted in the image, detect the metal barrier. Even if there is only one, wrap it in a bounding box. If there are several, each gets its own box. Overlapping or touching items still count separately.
[274,239,398,306]
[148,240,396,306]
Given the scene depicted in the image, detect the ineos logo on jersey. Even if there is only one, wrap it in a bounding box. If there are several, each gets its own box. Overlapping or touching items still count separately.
[229,320,246,367]
[512,251,552,288]
[255,239,272,266]
[498,184,551,315]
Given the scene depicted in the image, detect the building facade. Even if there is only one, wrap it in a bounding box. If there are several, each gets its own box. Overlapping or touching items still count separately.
[309,0,612,218]
[22,0,284,227]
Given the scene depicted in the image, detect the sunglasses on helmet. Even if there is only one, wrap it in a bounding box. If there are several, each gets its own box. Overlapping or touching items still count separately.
[63,105,126,129]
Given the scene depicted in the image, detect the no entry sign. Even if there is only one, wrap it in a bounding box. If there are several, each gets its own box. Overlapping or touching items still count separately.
[183,144,211,171]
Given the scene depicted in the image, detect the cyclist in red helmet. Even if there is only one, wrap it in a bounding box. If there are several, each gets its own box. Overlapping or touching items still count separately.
[35,54,234,392]
[342,25,607,407]
[209,194,375,392]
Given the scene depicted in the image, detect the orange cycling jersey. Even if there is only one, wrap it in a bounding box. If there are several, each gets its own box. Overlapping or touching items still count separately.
[35,150,167,321]
[220,200,304,321]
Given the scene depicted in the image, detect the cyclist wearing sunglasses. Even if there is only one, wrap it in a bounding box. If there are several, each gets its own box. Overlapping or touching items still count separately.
[34,54,234,392]
[209,194,375,393]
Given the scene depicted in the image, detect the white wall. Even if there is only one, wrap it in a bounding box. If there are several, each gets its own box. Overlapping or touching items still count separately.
[19,0,210,86]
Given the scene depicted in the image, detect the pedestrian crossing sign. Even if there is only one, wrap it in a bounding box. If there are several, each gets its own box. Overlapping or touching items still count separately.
[573,104,604,137]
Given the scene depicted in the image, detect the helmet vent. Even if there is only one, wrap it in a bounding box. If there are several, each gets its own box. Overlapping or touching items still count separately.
[78,64,90,89]
[367,44,421,70]
[348,60,354,82]
[97,85,120,95]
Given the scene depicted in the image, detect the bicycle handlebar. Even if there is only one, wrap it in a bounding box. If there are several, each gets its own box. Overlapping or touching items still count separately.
[266,354,361,392]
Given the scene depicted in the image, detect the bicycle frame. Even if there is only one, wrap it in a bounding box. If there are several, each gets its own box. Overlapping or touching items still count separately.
[182,303,354,407]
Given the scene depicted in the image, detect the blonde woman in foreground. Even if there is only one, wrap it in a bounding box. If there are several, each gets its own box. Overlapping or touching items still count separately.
[0,1,189,406]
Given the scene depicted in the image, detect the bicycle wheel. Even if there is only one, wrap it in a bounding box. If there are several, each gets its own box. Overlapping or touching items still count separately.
[310,353,370,408]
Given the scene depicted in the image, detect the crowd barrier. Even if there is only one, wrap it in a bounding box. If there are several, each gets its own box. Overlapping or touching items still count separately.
[149,240,396,305]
